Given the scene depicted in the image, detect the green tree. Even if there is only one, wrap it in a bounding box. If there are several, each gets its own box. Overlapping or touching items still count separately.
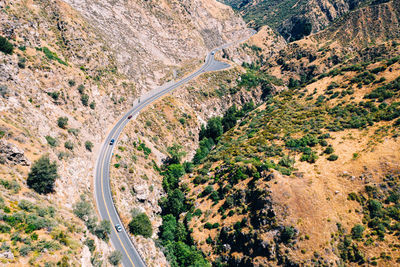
[280,226,296,243]
[128,212,152,238]
[222,105,238,132]
[0,36,13,55]
[205,117,223,142]
[27,155,58,194]
[368,199,383,218]
[174,241,210,266]
[163,164,185,191]
[57,117,68,129]
[108,250,122,266]
[162,189,185,217]
[167,144,187,164]
[160,214,177,242]
[64,141,74,150]
[351,224,365,240]
[45,136,58,147]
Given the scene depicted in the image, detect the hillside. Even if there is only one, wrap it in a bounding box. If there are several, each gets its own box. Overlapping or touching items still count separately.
[0,0,250,265]
[133,1,400,266]
[1,0,399,266]
[220,0,369,41]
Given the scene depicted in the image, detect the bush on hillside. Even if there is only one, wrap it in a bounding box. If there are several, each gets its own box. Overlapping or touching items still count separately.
[0,36,13,55]
[27,156,59,194]
[128,212,152,238]
[57,117,68,129]
[108,250,122,266]
[85,141,93,152]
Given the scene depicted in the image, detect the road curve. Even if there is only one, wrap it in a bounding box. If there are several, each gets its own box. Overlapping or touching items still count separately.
[94,30,256,267]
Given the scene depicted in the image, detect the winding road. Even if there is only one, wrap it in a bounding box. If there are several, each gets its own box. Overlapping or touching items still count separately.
[94,31,255,267]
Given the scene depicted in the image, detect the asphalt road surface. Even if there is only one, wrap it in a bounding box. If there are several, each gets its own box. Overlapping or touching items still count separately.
[94,31,256,267]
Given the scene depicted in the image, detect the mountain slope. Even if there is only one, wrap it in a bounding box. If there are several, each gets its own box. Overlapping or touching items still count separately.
[0,0,250,265]
[163,1,400,266]
[62,0,250,90]
[220,0,368,41]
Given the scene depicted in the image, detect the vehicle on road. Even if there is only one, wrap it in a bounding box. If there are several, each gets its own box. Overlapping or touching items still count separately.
[127,115,132,119]
[211,51,215,55]
[115,224,122,232]
[110,139,115,145]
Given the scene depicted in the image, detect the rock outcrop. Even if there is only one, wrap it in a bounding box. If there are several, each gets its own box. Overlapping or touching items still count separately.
[0,140,30,166]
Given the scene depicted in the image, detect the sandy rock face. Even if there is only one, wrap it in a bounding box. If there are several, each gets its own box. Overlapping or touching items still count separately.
[61,0,250,90]
[0,140,30,166]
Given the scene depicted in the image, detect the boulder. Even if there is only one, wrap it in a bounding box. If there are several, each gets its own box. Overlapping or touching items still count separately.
[0,140,30,166]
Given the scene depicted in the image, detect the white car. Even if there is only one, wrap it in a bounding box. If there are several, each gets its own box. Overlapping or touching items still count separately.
[115,224,122,232]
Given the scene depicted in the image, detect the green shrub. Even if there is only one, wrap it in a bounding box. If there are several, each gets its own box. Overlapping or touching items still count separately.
[193,209,202,217]
[57,117,68,129]
[64,141,74,150]
[68,80,76,87]
[324,146,334,154]
[0,36,13,55]
[300,151,318,163]
[18,199,35,211]
[89,101,96,110]
[0,179,21,193]
[202,186,214,197]
[108,250,122,266]
[371,66,386,74]
[166,144,187,165]
[19,245,32,256]
[45,136,58,147]
[327,154,338,161]
[67,128,79,136]
[200,117,223,142]
[351,224,365,240]
[85,141,93,152]
[77,84,85,94]
[368,199,383,218]
[138,143,152,156]
[128,212,152,238]
[278,155,294,168]
[204,222,213,229]
[0,223,11,233]
[280,226,296,243]
[81,94,89,106]
[84,238,95,253]
[27,155,59,194]
[40,47,67,65]
[94,220,111,241]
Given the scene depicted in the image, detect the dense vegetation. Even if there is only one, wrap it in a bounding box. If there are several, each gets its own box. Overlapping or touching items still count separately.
[181,48,400,265]
[338,174,400,265]
[0,184,79,265]
[158,143,210,266]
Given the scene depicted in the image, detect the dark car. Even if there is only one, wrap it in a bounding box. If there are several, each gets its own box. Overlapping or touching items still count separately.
[110,139,115,145]
[115,224,122,232]
[127,115,132,120]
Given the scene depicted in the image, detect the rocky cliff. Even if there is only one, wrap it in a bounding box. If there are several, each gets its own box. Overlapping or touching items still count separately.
[62,0,251,90]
